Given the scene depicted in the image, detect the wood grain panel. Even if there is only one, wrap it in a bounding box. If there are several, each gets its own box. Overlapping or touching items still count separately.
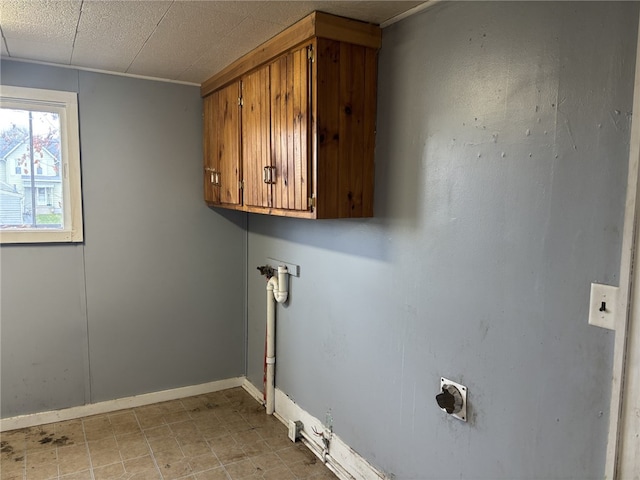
[270,46,309,212]
[316,39,341,218]
[217,82,241,205]
[201,12,381,97]
[242,65,271,208]
[202,93,218,204]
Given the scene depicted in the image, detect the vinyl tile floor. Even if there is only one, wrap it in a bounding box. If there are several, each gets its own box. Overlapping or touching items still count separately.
[0,388,338,480]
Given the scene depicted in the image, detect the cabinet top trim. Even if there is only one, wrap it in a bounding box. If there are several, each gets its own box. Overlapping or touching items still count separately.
[200,11,381,97]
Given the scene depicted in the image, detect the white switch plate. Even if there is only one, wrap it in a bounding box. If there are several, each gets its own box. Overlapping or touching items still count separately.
[588,283,618,330]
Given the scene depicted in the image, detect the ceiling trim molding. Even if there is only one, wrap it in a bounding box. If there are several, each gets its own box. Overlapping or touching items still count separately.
[380,0,443,28]
[0,56,200,87]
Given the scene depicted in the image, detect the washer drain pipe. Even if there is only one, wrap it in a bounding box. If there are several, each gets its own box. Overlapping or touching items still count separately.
[266,266,288,414]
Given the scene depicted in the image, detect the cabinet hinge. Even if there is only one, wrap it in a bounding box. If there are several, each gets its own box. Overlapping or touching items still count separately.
[308,195,316,210]
[238,96,243,107]
[307,46,314,63]
[239,180,244,190]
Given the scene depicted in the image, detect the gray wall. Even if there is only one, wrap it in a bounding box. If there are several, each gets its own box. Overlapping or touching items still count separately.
[246,2,638,478]
[0,61,246,416]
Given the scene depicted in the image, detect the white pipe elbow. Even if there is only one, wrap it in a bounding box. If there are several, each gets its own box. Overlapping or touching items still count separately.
[267,266,288,303]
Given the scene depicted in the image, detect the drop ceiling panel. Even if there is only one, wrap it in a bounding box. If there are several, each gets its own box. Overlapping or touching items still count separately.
[0,1,429,83]
[126,2,245,78]
[0,0,81,43]
[71,0,172,71]
[4,37,73,64]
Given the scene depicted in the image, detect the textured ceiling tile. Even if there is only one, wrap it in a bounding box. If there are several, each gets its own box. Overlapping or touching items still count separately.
[0,1,425,82]
[226,16,284,42]
[0,0,81,42]
[126,1,245,77]
[5,36,73,64]
[248,2,319,27]
[177,41,248,83]
[317,1,424,24]
[71,0,171,70]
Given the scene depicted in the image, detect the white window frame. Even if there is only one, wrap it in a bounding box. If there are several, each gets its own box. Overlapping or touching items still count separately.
[0,85,83,243]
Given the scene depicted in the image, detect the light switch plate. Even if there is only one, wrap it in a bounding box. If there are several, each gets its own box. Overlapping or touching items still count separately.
[588,283,618,331]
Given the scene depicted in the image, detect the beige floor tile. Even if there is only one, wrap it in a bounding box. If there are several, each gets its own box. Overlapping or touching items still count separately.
[25,461,58,480]
[240,440,271,457]
[154,401,186,415]
[144,426,172,440]
[123,455,157,474]
[198,426,230,442]
[229,432,260,447]
[249,452,284,472]
[56,445,89,463]
[260,464,295,480]
[222,459,258,479]
[136,413,165,430]
[85,428,116,443]
[177,440,210,458]
[25,449,56,466]
[58,456,91,476]
[52,421,83,447]
[117,434,151,461]
[168,422,199,440]
[1,458,25,478]
[92,462,125,480]
[153,449,185,468]
[287,458,328,479]
[59,469,92,480]
[89,436,122,467]
[193,467,229,480]
[110,412,140,437]
[157,456,192,480]
[205,437,236,453]
[128,470,162,480]
[163,412,192,425]
[209,444,246,466]
[187,454,220,473]
[146,437,180,455]
[3,388,336,480]
[276,445,314,466]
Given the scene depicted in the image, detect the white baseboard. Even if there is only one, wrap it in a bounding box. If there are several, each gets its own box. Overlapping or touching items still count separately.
[241,378,387,480]
[1,377,244,432]
[242,377,265,406]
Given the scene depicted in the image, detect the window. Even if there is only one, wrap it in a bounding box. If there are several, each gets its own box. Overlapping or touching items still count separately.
[0,85,83,243]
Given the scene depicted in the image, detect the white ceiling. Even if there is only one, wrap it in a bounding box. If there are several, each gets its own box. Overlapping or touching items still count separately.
[0,1,425,85]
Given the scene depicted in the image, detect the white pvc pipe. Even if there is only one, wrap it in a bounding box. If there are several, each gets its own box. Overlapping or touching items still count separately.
[265,266,288,415]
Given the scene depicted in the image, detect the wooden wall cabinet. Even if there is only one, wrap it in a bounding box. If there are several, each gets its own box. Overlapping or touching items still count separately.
[201,11,381,219]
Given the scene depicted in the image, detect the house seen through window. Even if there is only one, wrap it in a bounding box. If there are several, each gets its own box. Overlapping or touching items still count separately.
[0,86,83,243]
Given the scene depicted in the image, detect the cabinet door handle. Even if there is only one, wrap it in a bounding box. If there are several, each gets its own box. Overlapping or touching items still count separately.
[263,166,276,184]
[205,167,221,186]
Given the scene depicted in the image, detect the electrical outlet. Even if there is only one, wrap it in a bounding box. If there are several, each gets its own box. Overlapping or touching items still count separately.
[588,283,618,331]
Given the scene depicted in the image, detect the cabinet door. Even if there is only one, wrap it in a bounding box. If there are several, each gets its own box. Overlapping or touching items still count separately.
[203,83,241,206]
[242,65,271,208]
[270,45,310,211]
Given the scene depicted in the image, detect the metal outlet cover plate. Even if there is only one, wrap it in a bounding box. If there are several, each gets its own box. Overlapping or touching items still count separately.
[440,377,468,422]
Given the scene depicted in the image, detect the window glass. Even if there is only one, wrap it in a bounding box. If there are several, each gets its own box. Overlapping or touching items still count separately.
[0,86,83,243]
